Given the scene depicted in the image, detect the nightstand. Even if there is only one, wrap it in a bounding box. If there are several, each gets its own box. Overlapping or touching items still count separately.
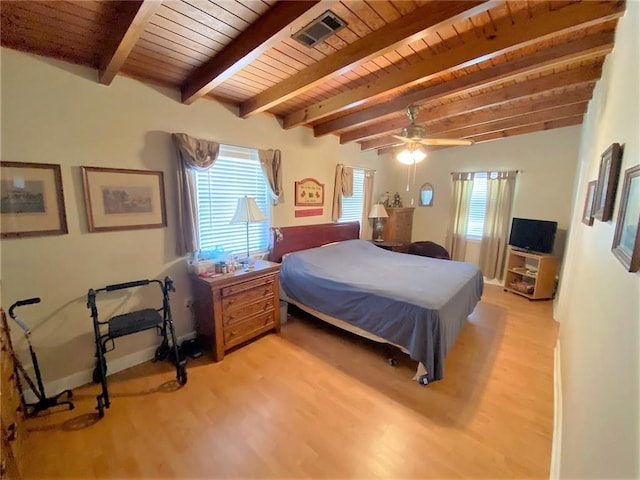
[369,240,408,253]
[190,260,281,361]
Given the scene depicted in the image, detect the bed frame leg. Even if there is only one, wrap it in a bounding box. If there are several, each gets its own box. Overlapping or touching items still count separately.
[385,345,398,366]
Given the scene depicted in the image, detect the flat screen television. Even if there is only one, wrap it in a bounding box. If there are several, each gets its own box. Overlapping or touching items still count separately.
[508,218,558,254]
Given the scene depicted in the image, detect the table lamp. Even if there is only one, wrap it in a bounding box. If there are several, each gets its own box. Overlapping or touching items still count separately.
[368,203,388,242]
[231,196,267,270]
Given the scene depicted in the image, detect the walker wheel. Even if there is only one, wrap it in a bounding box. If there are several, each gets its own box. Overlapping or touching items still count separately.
[418,375,429,386]
[92,365,106,384]
[387,358,398,367]
[178,367,188,386]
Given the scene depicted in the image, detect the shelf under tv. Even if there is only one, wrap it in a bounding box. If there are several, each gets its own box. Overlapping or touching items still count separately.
[503,247,557,300]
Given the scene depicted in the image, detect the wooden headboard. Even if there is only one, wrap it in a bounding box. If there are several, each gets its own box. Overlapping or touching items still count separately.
[268,222,360,262]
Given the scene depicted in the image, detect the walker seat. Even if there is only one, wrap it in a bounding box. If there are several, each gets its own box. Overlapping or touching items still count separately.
[108,309,162,339]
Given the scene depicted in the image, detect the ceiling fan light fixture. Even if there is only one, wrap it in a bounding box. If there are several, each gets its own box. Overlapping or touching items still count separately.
[397,144,426,165]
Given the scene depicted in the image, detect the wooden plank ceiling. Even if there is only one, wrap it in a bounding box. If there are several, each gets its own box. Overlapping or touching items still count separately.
[0,0,626,155]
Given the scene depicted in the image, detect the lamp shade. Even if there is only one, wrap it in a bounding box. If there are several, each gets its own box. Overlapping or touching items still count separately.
[231,196,266,223]
[368,203,389,219]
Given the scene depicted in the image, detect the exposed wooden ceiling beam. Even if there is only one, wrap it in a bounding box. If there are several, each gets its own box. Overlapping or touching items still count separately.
[283,1,623,129]
[468,116,584,143]
[341,64,601,144]
[181,1,334,105]
[98,0,161,86]
[238,1,495,118]
[362,99,589,151]
[313,30,614,137]
[377,115,584,156]
[434,101,588,137]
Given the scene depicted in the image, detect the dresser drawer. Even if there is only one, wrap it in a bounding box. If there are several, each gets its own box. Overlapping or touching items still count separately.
[221,283,274,311]
[221,275,274,297]
[223,297,274,326]
[223,311,275,347]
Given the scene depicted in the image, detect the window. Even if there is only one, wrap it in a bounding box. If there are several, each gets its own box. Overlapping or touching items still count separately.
[195,145,270,256]
[466,172,487,239]
[338,168,365,224]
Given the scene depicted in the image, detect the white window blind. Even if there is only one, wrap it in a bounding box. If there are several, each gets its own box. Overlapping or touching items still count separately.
[339,168,365,224]
[195,145,270,255]
[466,172,487,240]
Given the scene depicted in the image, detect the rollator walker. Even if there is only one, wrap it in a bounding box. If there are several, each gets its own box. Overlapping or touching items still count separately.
[87,276,187,418]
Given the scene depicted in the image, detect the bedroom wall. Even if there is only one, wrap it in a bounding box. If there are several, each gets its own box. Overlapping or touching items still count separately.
[0,48,393,386]
[390,126,581,268]
[555,2,639,477]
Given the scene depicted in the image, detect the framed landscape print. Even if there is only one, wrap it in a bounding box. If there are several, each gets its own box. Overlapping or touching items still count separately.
[593,143,622,222]
[1,162,68,239]
[612,165,640,272]
[81,167,167,233]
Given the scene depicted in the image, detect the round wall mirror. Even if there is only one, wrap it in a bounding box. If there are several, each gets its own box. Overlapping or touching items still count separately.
[419,183,434,206]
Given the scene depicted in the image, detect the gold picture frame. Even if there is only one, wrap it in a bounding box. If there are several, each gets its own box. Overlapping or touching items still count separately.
[82,167,167,233]
[1,161,68,239]
[612,165,640,272]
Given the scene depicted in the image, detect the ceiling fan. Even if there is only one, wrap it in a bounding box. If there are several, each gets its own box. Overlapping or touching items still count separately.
[392,105,474,147]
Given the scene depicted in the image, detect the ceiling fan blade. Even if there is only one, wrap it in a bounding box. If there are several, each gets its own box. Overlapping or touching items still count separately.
[417,138,475,146]
[392,135,413,144]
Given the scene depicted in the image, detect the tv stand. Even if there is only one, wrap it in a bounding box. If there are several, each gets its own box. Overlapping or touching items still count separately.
[504,247,557,300]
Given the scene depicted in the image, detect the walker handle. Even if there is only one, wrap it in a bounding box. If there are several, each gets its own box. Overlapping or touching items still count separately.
[8,297,41,319]
[105,280,149,291]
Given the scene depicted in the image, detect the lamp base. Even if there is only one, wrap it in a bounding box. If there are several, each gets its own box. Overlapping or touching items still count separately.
[241,256,256,271]
[372,218,385,243]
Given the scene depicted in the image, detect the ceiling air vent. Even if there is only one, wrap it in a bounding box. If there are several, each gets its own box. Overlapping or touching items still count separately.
[292,11,346,47]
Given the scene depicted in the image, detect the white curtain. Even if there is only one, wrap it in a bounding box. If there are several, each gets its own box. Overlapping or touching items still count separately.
[172,133,220,256]
[479,171,517,280]
[331,164,354,222]
[360,170,375,239]
[445,172,474,261]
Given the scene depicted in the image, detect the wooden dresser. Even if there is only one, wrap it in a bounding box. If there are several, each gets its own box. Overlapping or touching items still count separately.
[190,260,281,361]
[383,207,415,245]
[1,309,25,479]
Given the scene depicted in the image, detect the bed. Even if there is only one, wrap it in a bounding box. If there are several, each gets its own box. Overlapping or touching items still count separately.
[269,222,484,384]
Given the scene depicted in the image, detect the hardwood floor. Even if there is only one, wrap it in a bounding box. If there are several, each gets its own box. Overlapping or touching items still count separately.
[21,285,558,479]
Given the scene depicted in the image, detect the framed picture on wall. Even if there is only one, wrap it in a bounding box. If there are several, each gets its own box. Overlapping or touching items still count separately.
[593,143,623,222]
[0,161,68,239]
[82,167,167,233]
[611,165,640,272]
[581,180,597,226]
[295,178,325,206]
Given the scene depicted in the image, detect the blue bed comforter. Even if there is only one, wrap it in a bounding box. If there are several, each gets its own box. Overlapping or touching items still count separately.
[280,240,484,381]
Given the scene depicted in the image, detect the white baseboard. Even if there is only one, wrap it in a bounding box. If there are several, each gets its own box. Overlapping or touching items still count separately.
[550,340,563,479]
[22,331,196,404]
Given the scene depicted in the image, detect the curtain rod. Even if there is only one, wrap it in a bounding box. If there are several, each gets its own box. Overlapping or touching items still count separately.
[346,164,376,173]
[450,169,521,175]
